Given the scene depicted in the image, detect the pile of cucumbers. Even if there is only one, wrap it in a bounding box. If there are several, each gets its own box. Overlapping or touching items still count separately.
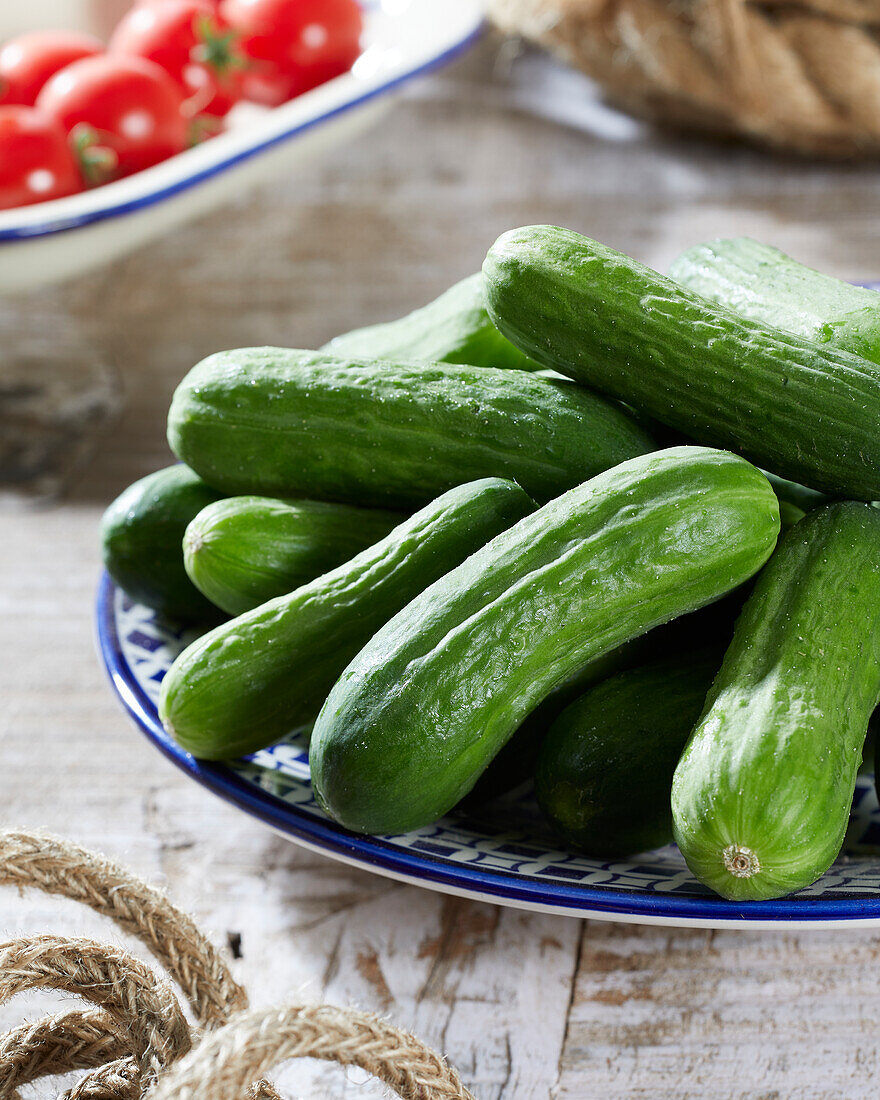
[102,228,880,904]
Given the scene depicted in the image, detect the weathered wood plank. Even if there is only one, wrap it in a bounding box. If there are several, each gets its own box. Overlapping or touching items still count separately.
[0,302,120,502]
[559,921,880,1099]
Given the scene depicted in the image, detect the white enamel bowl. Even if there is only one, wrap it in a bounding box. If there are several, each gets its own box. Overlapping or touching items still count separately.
[0,0,483,293]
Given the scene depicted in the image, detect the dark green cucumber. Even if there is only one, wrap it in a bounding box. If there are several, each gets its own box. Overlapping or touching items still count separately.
[184,496,404,615]
[871,722,880,788]
[484,225,880,500]
[470,590,744,805]
[536,652,721,858]
[310,446,780,836]
[464,635,653,804]
[101,465,224,622]
[324,273,541,370]
[160,478,535,760]
[762,472,832,519]
[672,502,880,902]
[670,238,880,363]
[166,349,657,509]
[775,498,805,531]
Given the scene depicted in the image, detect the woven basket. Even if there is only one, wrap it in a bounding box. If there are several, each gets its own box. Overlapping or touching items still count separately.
[488,0,880,156]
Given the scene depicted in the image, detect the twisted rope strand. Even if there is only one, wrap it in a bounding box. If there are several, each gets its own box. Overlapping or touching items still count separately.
[0,831,472,1099]
[61,1057,141,1100]
[489,0,880,154]
[0,936,190,1090]
[0,832,248,1027]
[151,1005,476,1100]
[0,1009,127,1094]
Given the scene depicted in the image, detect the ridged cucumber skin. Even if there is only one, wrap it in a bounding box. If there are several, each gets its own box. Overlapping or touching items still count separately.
[324,273,541,370]
[670,238,880,364]
[484,226,880,500]
[536,652,721,858]
[166,348,657,509]
[160,478,535,761]
[464,635,652,804]
[101,465,224,623]
[672,502,880,902]
[310,446,781,836]
[470,590,744,805]
[184,496,404,615]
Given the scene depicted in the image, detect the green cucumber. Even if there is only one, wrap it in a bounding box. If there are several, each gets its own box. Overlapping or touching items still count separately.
[324,273,541,370]
[470,591,744,805]
[762,472,832,522]
[536,652,721,858]
[310,446,780,836]
[871,723,880,788]
[776,497,805,531]
[464,635,654,804]
[484,225,880,500]
[672,502,880,901]
[670,238,880,363]
[184,496,404,615]
[101,465,224,623]
[166,349,657,509]
[160,478,535,760]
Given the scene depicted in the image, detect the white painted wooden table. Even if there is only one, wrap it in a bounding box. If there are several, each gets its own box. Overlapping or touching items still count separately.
[3,36,880,1098]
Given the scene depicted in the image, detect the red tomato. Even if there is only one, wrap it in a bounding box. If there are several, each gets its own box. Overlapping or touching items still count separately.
[36,54,187,180]
[110,0,246,119]
[0,106,82,209]
[221,0,362,105]
[0,31,103,107]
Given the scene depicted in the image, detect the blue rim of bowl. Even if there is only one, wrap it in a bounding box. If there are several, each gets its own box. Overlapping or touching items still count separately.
[95,572,880,924]
[0,5,484,242]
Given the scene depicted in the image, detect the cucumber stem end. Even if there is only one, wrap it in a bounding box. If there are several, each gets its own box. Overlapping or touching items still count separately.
[723,844,760,879]
[185,529,205,556]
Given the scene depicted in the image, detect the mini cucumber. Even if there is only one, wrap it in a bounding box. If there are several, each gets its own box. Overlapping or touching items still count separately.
[670,238,880,363]
[101,465,224,622]
[762,472,832,518]
[672,502,880,901]
[160,478,535,760]
[536,652,721,858]
[310,447,780,836]
[324,273,541,370]
[184,496,404,615]
[484,225,880,500]
[467,589,742,805]
[464,635,654,804]
[166,349,657,509]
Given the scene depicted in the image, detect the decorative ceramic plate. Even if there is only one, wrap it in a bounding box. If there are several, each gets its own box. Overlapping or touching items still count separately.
[97,573,880,929]
[0,0,483,293]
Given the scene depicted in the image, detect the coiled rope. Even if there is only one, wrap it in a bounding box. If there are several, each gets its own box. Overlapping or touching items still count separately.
[489,0,880,155]
[0,831,474,1100]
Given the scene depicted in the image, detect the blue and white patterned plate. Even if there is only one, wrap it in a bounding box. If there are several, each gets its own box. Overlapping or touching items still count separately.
[96,574,880,928]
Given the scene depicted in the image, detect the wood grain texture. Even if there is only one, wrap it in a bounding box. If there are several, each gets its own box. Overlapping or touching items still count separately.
[3,34,880,1098]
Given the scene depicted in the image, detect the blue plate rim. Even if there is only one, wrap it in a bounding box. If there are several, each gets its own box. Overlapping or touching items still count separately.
[95,572,880,924]
[0,4,483,242]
